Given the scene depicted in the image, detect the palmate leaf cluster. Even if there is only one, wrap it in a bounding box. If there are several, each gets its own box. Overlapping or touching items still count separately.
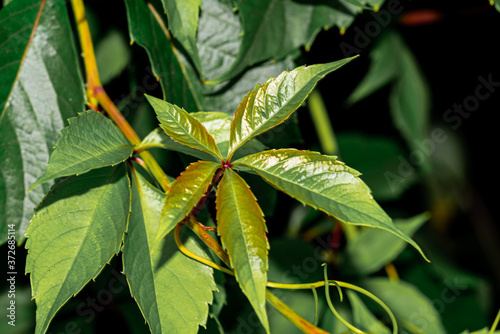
[2,0,499,333]
[22,52,428,333]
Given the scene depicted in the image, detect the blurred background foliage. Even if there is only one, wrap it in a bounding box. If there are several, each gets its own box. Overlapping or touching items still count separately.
[0,0,499,333]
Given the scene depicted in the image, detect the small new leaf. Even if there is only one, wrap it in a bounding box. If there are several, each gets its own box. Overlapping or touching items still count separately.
[29,111,133,191]
[228,57,357,160]
[146,95,223,160]
[233,149,428,261]
[216,168,269,332]
[154,161,220,246]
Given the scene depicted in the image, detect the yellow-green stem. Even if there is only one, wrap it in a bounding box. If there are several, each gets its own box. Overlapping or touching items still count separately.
[308,89,338,156]
[70,0,170,192]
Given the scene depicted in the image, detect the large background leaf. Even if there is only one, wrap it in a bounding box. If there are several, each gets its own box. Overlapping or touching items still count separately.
[25,166,130,334]
[212,0,365,82]
[123,170,216,334]
[0,0,85,244]
[216,168,269,332]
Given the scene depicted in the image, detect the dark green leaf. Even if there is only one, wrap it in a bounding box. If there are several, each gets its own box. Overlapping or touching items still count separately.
[228,58,357,159]
[347,291,391,334]
[216,168,269,332]
[123,169,216,333]
[29,111,133,191]
[161,0,203,77]
[344,213,429,275]
[0,0,85,243]
[211,0,361,82]
[234,149,428,260]
[345,31,401,105]
[123,0,202,111]
[362,278,447,334]
[146,95,223,160]
[25,167,130,334]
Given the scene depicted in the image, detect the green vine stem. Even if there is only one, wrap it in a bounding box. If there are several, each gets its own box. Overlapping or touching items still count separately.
[307,89,339,156]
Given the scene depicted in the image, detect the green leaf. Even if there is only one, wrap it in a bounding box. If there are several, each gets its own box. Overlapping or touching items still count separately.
[138,127,215,161]
[211,0,361,82]
[25,166,130,334]
[95,29,131,85]
[216,168,269,332]
[345,31,401,106]
[389,40,431,159]
[234,149,428,261]
[228,58,357,159]
[346,30,431,169]
[161,0,203,77]
[346,291,391,334]
[123,0,201,111]
[362,278,447,334]
[138,111,266,162]
[29,111,133,191]
[345,213,429,275]
[146,94,223,160]
[196,0,241,81]
[0,0,85,244]
[123,169,216,334]
[154,161,220,246]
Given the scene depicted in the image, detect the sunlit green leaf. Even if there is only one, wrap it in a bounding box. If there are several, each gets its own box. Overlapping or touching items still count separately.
[161,0,203,77]
[362,278,447,334]
[228,58,357,159]
[344,213,429,275]
[146,95,223,160]
[216,168,269,332]
[234,149,428,260]
[25,166,130,334]
[154,161,220,246]
[0,0,85,244]
[29,111,133,191]
[138,112,266,161]
[123,169,216,334]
